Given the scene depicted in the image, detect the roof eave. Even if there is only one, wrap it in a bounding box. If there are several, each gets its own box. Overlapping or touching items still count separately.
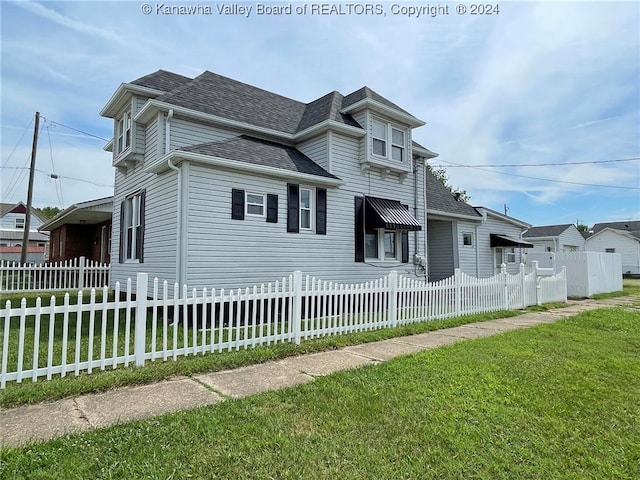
[294,120,366,141]
[38,197,114,231]
[426,209,483,222]
[341,98,425,127]
[135,100,296,141]
[100,83,165,118]
[413,145,439,159]
[146,151,344,187]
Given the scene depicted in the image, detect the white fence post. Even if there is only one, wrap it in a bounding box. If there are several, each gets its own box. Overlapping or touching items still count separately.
[519,263,526,309]
[501,263,509,310]
[78,256,86,291]
[454,268,462,317]
[292,270,302,345]
[530,260,541,306]
[134,273,148,367]
[388,270,398,328]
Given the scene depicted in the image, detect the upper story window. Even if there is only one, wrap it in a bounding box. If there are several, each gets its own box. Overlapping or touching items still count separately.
[117,110,132,155]
[371,118,407,162]
[15,217,25,229]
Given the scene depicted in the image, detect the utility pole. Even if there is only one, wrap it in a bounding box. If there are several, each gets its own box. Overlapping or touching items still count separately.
[20,111,40,264]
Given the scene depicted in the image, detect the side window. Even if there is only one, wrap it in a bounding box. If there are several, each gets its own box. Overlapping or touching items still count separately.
[287,184,326,235]
[119,190,145,263]
[231,189,278,223]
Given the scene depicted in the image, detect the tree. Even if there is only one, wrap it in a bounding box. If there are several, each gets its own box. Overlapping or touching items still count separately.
[38,206,61,219]
[427,164,470,202]
[576,223,590,233]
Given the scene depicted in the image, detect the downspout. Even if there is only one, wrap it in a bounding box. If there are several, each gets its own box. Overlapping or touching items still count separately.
[422,158,429,278]
[413,162,419,275]
[475,223,480,276]
[165,109,184,286]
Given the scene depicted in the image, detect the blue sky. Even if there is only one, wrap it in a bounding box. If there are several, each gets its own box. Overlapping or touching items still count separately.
[1,0,638,228]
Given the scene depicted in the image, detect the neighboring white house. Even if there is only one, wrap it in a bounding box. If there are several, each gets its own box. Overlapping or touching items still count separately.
[523,224,585,252]
[101,70,439,290]
[585,225,640,275]
[0,202,49,262]
[423,172,533,279]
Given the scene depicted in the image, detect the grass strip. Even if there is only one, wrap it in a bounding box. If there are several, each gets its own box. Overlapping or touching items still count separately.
[1,307,638,479]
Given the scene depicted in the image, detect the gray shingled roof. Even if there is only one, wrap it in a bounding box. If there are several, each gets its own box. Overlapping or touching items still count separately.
[523,224,574,238]
[592,221,640,234]
[425,170,481,219]
[134,70,418,135]
[342,86,414,117]
[179,135,339,180]
[130,70,193,92]
[155,71,308,134]
[297,91,362,132]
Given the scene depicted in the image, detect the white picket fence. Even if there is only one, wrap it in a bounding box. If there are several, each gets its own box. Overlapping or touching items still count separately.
[0,263,566,388]
[0,257,110,293]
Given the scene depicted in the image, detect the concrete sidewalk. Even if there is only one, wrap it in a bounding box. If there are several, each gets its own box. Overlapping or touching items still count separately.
[1,295,638,448]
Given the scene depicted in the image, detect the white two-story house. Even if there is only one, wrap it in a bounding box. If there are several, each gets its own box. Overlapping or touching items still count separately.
[101,70,437,290]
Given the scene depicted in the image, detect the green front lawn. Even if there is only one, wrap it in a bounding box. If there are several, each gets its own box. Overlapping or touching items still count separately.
[1,307,638,479]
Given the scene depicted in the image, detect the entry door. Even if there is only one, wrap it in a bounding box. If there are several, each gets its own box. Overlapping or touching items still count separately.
[100,225,108,263]
[494,248,504,274]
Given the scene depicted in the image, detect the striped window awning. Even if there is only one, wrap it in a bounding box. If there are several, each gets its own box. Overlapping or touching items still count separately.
[365,196,422,231]
[490,234,534,248]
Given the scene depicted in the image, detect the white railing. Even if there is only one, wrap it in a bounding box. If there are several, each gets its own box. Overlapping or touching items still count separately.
[0,264,566,388]
[0,257,110,293]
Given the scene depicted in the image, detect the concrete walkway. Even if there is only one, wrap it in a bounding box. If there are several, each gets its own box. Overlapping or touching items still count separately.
[1,295,638,448]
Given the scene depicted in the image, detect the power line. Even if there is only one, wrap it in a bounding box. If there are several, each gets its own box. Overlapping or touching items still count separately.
[1,117,34,168]
[40,117,110,142]
[433,157,640,168]
[432,159,640,190]
[1,166,113,188]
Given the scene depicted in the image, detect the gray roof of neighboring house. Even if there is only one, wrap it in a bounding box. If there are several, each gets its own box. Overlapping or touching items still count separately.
[179,135,339,180]
[425,169,481,219]
[592,221,640,234]
[523,224,574,238]
[130,69,193,92]
[133,70,417,136]
[0,230,50,241]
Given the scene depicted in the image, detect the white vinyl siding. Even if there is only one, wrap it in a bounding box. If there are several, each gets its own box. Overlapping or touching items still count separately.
[169,117,236,150]
[297,135,328,171]
[586,230,640,275]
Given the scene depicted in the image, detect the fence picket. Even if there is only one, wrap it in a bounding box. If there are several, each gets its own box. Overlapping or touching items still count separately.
[0,265,570,388]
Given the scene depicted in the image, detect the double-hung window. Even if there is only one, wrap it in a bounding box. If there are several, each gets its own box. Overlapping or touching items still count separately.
[299,188,313,230]
[372,120,387,157]
[15,217,25,229]
[246,193,266,217]
[371,118,407,162]
[117,110,132,154]
[120,190,145,263]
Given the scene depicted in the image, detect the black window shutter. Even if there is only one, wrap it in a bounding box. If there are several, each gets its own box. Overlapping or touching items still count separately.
[119,202,125,264]
[316,188,327,235]
[287,184,299,233]
[136,189,146,263]
[354,196,364,262]
[231,189,245,220]
[401,231,409,263]
[266,194,278,223]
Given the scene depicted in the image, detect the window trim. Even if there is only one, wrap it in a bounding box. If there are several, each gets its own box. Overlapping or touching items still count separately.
[370,117,408,163]
[15,217,25,229]
[299,187,314,231]
[245,192,266,218]
[463,232,474,247]
[116,110,132,155]
[365,228,401,262]
[121,190,145,263]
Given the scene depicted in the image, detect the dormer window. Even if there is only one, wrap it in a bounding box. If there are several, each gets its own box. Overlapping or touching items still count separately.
[391,128,405,161]
[371,118,407,163]
[117,110,132,154]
